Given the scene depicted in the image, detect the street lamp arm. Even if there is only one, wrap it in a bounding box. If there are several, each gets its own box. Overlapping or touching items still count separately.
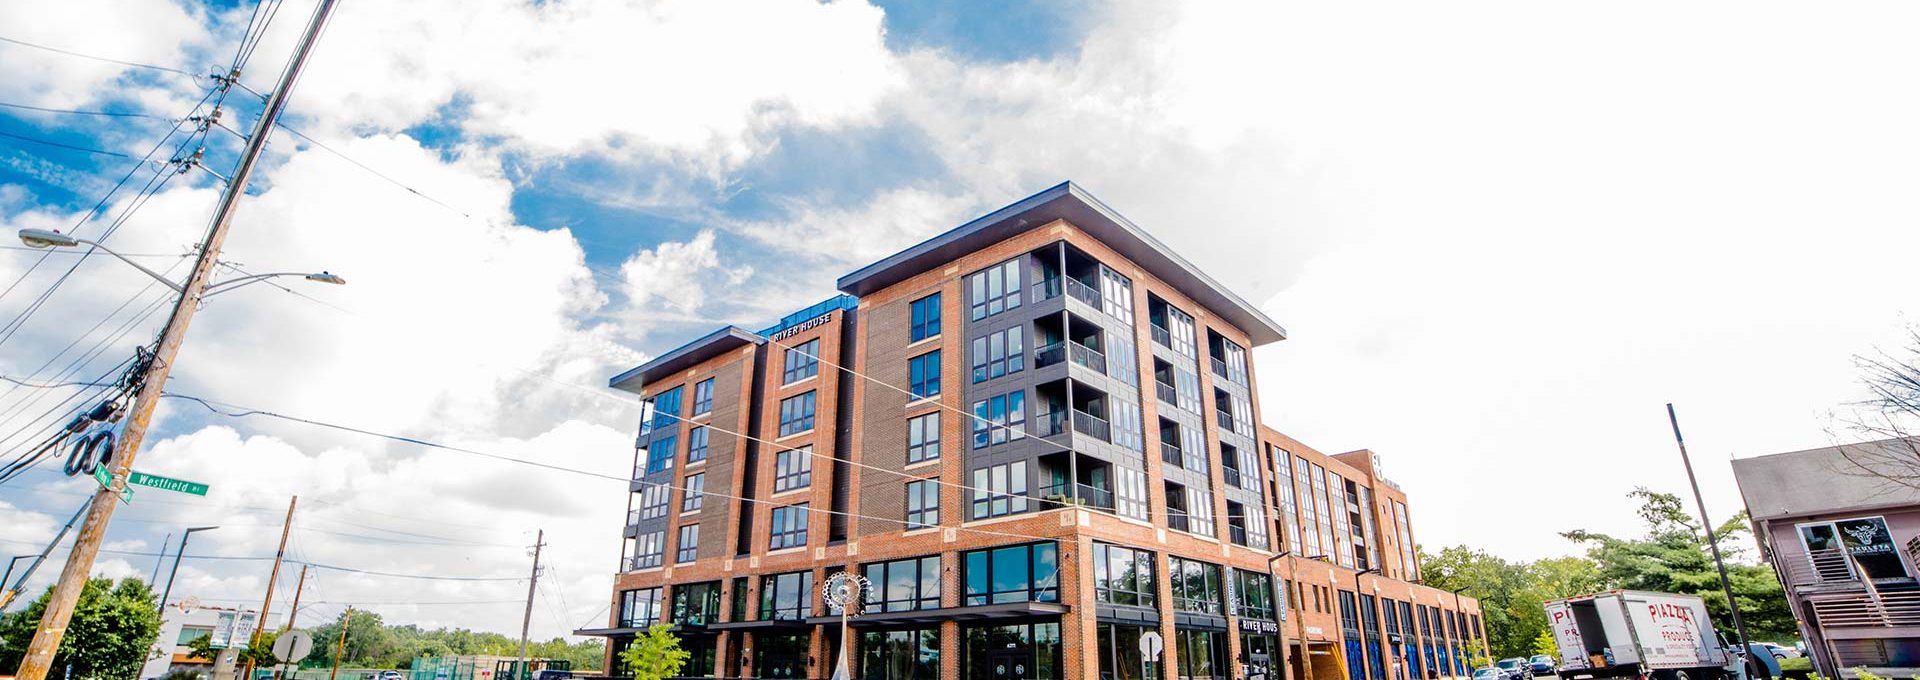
[202,271,344,297]
[74,238,186,293]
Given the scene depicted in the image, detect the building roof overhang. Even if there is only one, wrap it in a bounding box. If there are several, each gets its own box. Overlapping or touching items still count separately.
[607,326,759,395]
[835,181,1287,346]
[803,601,1069,627]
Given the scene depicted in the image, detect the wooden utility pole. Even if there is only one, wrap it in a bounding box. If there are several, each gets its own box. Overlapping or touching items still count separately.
[11,2,341,678]
[245,496,298,680]
[517,530,545,680]
[329,607,351,680]
[284,565,310,631]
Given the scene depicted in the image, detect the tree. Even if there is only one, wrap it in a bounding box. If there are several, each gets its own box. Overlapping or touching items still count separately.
[1563,488,1796,641]
[1420,547,1601,659]
[1530,631,1558,657]
[1835,328,1920,487]
[184,629,280,668]
[619,625,687,680]
[0,577,162,679]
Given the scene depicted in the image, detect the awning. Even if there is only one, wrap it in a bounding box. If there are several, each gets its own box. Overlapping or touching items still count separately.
[805,601,1069,627]
[706,619,813,632]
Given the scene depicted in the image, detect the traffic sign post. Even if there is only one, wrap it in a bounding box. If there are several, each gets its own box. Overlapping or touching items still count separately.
[127,471,209,496]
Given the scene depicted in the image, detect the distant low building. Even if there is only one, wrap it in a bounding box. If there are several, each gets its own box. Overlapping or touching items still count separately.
[139,605,272,680]
[1732,438,1920,678]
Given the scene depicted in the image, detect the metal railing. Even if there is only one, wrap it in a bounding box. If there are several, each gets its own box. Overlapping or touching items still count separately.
[1155,380,1178,404]
[1216,409,1236,432]
[1211,356,1231,381]
[1150,323,1172,348]
[1229,524,1249,546]
[626,509,642,527]
[1223,466,1244,489]
[633,462,647,480]
[1034,342,1066,368]
[1072,410,1111,441]
[1780,549,1863,586]
[1805,588,1920,628]
[1161,440,1183,467]
[1069,341,1107,373]
[1066,278,1102,308]
[1039,481,1116,510]
[1033,278,1063,301]
[1167,512,1191,533]
[1036,409,1068,437]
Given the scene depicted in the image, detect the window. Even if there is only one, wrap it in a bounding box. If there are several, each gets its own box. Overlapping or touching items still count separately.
[908,351,941,399]
[906,479,939,529]
[970,390,1027,448]
[645,435,677,474]
[910,293,941,341]
[864,556,942,612]
[770,504,809,550]
[1234,569,1276,620]
[783,338,820,384]
[1110,400,1142,452]
[1173,366,1202,414]
[1800,516,1908,580]
[968,258,1023,321]
[1114,466,1148,521]
[1166,304,1197,357]
[1106,329,1137,386]
[1230,393,1254,437]
[969,327,1024,382]
[1217,338,1248,385]
[861,628,940,680]
[677,524,700,563]
[907,413,940,463]
[619,587,662,627]
[760,570,815,620]
[963,542,1058,605]
[177,626,214,645]
[633,530,665,569]
[1093,543,1156,607]
[1327,469,1353,567]
[1275,447,1302,554]
[730,576,748,622]
[639,483,670,519]
[1168,556,1223,613]
[691,378,714,416]
[1243,504,1271,550]
[778,391,816,437]
[969,461,1029,519]
[686,426,709,463]
[1394,500,1417,581]
[1097,623,1156,680]
[774,445,812,492]
[671,581,721,625]
[682,473,705,513]
[1175,630,1223,680]
[1100,266,1134,326]
[650,386,682,430]
[1298,457,1323,557]
[1182,486,1216,538]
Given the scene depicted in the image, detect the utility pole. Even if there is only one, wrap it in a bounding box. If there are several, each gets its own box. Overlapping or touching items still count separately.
[1666,404,1767,680]
[151,532,171,584]
[517,530,545,680]
[329,607,351,680]
[10,1,340,677]
[0,498,91,609]
[245,496,297,680]
[284,564,309,631]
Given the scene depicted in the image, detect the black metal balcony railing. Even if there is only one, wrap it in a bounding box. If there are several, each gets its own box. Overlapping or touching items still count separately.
[1069,341,1107,373]
[1167,512,1191,533]
[1039,481,1116,511]
[1034,342,1066,368]
[1155,380,1178,404]
[1160,441,1183,467]
[1216,409,1235,432]
[1229,524,1249,546]
[1211,356,1231,380]
[1065,278,1102,308]
[1036,409,1068,437]
[1072,410,1111,441]
[1033,278,1063,301]
[1150,323,1172,348]
[1222,466,1243,489]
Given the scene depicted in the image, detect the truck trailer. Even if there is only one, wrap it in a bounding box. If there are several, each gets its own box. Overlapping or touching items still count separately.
[1544,590,1741,680]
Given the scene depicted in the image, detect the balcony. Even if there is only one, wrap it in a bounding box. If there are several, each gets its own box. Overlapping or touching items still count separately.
[1155,380,1177,404]
[1223,466,1244,489]
[632,462,647,480]
[1150,323,1172,349]
[626,509,642,528]
[1805,589,1920,628]
[1229,524,1249,546]
[1036,409,1067,437]
[1065,278,1102,308]
[1034,342,1066,369]
[1032,278,1062,302]
[1216,409,1236,432]
[1160,441,1183,467]
[1072,410,1111,441]
[1069,341,1107,373]
[626,555,660,571]
[1211,357,1231,381]
[1167,511,1191,533]
[1039,481,1116,511]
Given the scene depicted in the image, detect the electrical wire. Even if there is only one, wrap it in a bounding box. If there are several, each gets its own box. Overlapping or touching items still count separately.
[0,100,172,119]
[0,35,204,79]
[0,129,136,158]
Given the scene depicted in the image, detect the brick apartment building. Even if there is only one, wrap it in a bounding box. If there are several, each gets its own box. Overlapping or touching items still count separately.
[577,182,1488,680]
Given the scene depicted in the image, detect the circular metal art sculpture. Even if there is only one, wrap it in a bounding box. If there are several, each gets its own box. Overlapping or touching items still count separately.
[822,571,873,680]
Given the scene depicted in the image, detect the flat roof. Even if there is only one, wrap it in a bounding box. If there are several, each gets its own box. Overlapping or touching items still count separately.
[606,326,759,395]
[835,181,1288,346]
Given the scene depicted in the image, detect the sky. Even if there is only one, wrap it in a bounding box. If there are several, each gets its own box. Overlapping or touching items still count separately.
[2,0,1919,643]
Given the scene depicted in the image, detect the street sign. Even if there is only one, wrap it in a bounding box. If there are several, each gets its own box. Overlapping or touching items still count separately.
[231,611,259,650]
[209,612,236,649]
[128,471,209,496]
[272,631,315,661]
[1139,630,1164,660]
[90,466,132,504]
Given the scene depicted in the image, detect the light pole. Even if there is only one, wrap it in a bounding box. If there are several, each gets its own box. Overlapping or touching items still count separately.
[1269,551,1305,680]
[17,229,345,297]
[1353,567,1382,680]
[159,526,219,612]
[1,555,31,595]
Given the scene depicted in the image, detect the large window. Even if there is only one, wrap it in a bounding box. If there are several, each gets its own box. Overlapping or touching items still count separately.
[1093,543,1156,607]
[774,445,812,492]
[1800,516,1908,580]
[1174,630,1223,680]
[907,412,940,463]
[1234,569,1276,621]
[618,587,662,627]
[686,426,709,463]
[968,258,1023,321]
[759,570,814,620]
[970,327,1025,382]
[1115,467,1148,521]
[862,628,940,680]
[1097,623,1158,680]
[783,338,820,384]
[1168,556,1223,614]
[1100,266,1134,326]
[908,351,941,399]
[864,556,942,612]
[1111,400,1142,452]
[676,524,700,563]
[770,504,808,550]
[671,581,721,625]
[645,435,676,474]
[691,378,714,416]
[639,483,670,519]
[906,479,939,529]
[650,386,682,430]
[632,531,664,570]
[970,390,1027,448]
[682,473,705,513]
[963,622,1060,680]
[778,391,816,437]
[969,461,1029,519]
[910,293,941,342]
[963,542,1058,605]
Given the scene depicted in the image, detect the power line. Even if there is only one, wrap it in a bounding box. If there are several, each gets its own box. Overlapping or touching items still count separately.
[0,35,204,79]
[0,130,135,158]
[0,101,170,119]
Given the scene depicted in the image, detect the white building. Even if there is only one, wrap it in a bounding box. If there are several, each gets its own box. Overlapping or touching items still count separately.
[140,605,279,680]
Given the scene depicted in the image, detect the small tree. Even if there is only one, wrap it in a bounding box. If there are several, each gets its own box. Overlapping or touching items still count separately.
[1530,631,1557,657]
[618,625,688,680]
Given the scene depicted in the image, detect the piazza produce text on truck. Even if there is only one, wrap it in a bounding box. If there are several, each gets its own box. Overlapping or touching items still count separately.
[1545,590,1742,680]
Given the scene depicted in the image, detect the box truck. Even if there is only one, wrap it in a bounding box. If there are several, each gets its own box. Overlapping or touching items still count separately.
[1544,591,1742,680]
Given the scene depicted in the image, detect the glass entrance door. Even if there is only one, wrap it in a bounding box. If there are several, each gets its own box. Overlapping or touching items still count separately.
[991,650,1032,680]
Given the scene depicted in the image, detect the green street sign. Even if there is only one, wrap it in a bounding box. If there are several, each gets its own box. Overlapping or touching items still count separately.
[128,471,209,496]
[91,466,133,504]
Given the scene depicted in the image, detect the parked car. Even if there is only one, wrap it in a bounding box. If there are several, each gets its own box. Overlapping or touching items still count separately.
[1473,668,1505,680]
[1496,658,1531,680]
[1529,655,1557,676]
[379,672,404,680]
[1757,643,1801,660]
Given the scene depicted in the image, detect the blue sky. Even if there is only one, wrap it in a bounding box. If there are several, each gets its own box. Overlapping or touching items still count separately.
[4,0,1920,641]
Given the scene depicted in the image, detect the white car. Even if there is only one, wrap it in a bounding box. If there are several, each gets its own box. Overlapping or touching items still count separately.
[1757,643,1802,660]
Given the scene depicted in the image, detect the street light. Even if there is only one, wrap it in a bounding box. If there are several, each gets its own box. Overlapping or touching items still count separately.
[15,229,344,296]
[159,526,218,611]
[1,555,32,594]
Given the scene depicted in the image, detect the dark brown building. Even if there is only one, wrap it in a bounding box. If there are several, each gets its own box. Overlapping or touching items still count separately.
[578,183,1488,680]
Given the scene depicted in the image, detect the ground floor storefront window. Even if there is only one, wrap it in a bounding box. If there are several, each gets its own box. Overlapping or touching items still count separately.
[1174,628,1226,680]
[1096,622,1158,680]
[681,634,716,677]
[1240,632,1278,680]
[754,631,811,679]
[862,628,940,679]
[964,620,1061,680]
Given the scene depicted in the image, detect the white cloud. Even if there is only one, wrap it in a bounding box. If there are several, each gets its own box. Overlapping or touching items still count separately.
[0,0,207,110]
